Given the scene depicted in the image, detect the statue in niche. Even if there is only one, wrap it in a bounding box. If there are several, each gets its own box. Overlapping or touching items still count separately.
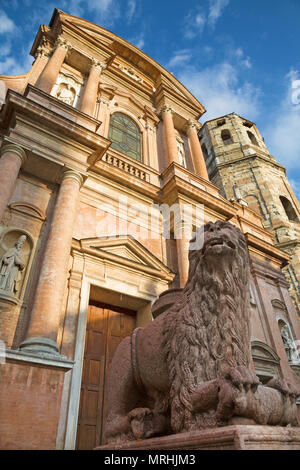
[57,83,75,106]
[281,325,296,362]
[104,221,300,445]
[0,235,27,296]
[176,138,187,168]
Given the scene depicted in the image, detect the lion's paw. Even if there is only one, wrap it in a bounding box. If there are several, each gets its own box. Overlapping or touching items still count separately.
[128,407,154,440]
[216,366,260,425]
[265,377,300,400]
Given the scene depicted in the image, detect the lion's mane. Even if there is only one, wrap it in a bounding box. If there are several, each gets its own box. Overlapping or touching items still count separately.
[162,221,251,433]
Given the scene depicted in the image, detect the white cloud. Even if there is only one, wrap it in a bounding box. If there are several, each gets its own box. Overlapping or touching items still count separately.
[0,10,17,34]
[208,0,230,27]
[289,179,300,199]
[183,10,206,39]
[233,47,252,69]
[0,41,12,58]
[60,0,120,27]
[127,0,136,22]
[177,61,261,122]
[0,56,32,76]
[183,0,229,39]
[263,69,300,169]
[167,49,192,69]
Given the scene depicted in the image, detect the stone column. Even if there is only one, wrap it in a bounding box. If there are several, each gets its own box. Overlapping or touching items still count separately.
[20,169,83,356]
[161,106,179,166]
[35,36,70,94]
[186,120,209,180]
[174,221,191,288]
[80,59,106,116]
[28,44,51,87]
[0,144,27,223]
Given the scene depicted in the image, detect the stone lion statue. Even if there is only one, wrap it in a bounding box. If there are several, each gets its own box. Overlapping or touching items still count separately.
[105,221,299,443]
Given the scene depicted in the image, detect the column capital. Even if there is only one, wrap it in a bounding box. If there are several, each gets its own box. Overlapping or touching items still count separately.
[55,35,72,52]
[0,143,27,166]
[160,104,174,116]
[61,168,84,187]
[90,58,107,74]
[185,119,201,133]
[34,44,51,59]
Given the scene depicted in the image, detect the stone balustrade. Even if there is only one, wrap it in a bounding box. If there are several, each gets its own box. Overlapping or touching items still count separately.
[102,153,150,182]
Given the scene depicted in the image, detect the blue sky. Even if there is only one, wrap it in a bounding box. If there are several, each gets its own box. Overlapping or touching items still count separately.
[0,0,300,197]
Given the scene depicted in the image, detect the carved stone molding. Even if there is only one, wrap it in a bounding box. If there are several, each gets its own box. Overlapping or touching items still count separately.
[51,70,83,107]
[120,65,143,83]
[0,143,27,167]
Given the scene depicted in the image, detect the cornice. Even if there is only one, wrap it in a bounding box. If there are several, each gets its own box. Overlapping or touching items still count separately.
[0,86,110,156]
[211,152,287,174]
[160,174,237,218]
[246,233,290,267]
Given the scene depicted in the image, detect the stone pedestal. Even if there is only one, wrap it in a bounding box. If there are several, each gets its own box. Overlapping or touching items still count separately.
[96,426,300,450]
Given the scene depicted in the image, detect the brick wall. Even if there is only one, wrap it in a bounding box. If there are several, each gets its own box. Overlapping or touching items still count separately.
[0,361,65,449]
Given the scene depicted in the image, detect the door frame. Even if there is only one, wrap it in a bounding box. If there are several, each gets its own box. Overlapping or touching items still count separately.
[76,298,137,449]
[63,275,157,449]
[62,236,174,449]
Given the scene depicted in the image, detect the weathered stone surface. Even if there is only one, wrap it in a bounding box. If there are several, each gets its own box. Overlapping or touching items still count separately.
[97,425,300,450]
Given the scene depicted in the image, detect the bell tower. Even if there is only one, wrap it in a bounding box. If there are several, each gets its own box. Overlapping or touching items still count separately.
[199,112,300,311]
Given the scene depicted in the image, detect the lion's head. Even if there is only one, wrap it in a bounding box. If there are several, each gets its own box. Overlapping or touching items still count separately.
[187,220,249,289]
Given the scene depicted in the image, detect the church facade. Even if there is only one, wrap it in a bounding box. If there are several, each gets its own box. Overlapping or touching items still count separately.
[0,9,299,450]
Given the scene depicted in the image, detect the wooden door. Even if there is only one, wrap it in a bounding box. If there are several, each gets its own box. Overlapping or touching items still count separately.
[76,302,136,449]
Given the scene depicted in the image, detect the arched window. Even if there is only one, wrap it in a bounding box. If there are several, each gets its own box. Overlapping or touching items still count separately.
[221,129,233,145]
[108,112,141,161]
[279,196,298,221]
[247,131,259,146]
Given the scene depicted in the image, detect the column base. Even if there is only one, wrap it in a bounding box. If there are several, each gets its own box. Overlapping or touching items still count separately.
[19,337,62,358]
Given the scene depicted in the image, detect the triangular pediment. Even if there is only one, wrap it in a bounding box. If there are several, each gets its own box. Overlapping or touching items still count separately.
[99,244,146,265]
[79,235,174,280]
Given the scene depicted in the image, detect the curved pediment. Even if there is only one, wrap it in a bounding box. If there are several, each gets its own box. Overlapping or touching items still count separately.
[9,202,45,221]
[251,339,281,363]
[271,299,287,311]
[49,9,205,115]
